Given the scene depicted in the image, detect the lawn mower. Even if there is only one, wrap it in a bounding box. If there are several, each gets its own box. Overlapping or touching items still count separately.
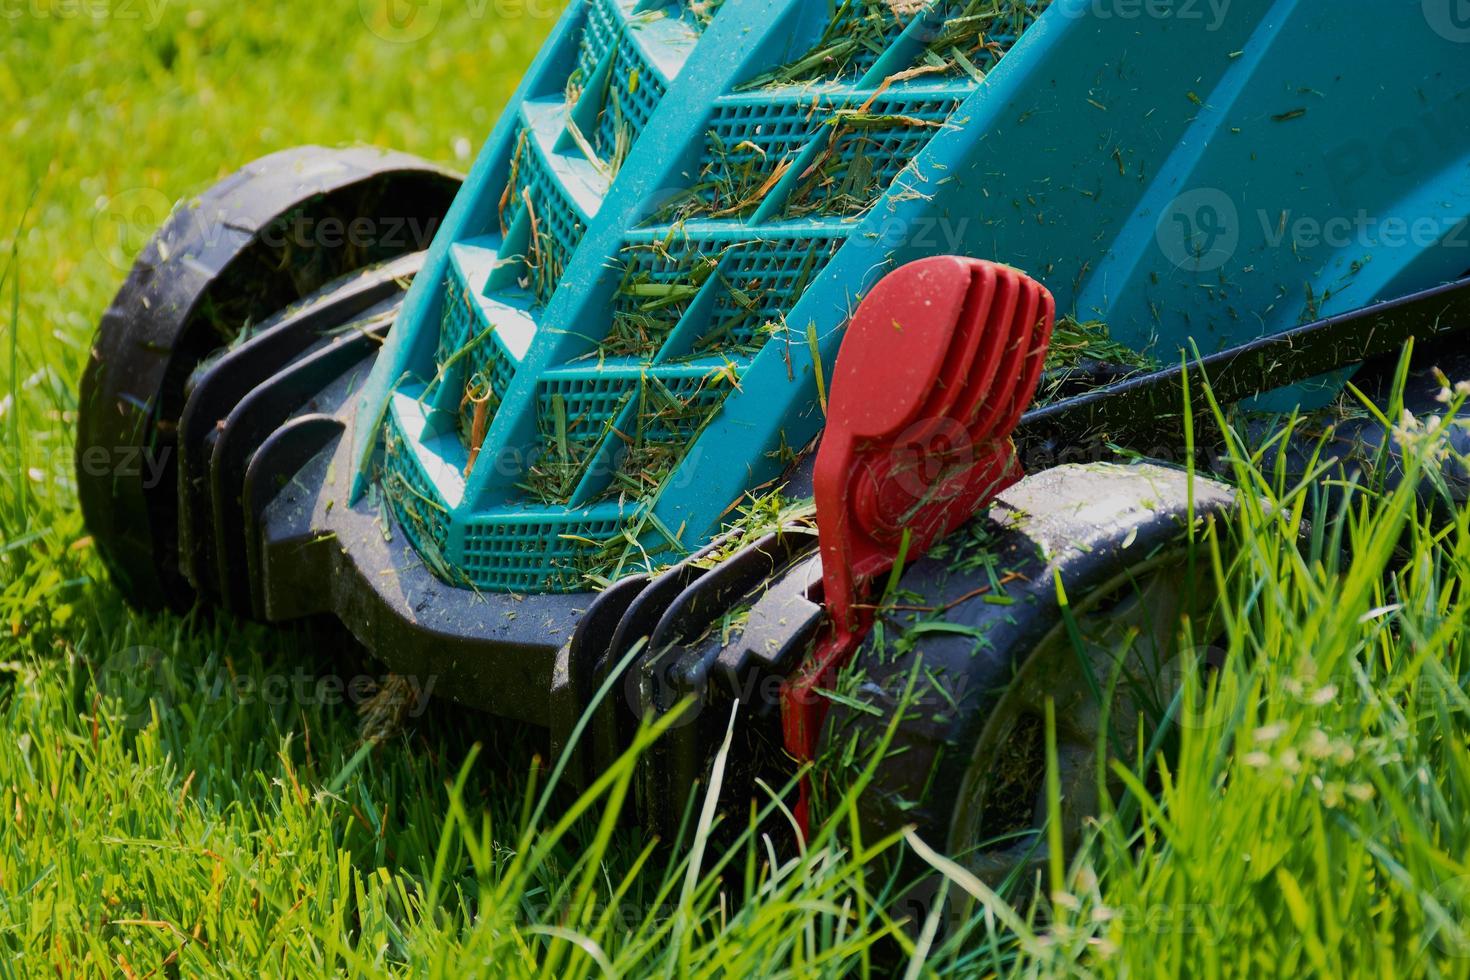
[77,0,1470,882]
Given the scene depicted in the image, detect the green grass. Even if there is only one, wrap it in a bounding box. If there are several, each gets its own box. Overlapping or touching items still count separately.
[5,5,1470,978]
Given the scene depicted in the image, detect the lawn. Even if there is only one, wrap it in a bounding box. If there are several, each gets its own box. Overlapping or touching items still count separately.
[4,2,1470,977]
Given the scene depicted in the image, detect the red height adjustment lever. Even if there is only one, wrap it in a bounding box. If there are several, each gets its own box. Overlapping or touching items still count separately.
[781,256,1056,829]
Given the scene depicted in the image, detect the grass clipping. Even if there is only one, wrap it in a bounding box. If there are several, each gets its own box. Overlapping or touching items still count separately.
[662,0,1050,223]
[742,0,1052,88]
[1035,315,1159,405]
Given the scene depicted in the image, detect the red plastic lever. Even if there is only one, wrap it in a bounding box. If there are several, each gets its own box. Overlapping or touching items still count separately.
[781,257,1056,831]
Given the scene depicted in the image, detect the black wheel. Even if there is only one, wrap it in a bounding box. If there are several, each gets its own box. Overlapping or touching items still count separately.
[76,146,461,610]
[818,462,1236,891]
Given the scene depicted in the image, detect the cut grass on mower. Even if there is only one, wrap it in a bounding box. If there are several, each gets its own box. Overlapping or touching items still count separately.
[741,0,1051,89]
[7,6,1470,976]
[1034,314,1161,404]
[662,1,1050,224]
[551,310,1168,587]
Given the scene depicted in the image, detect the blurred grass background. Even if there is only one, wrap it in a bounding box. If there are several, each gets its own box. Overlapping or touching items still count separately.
[0,4,573,973]
[0,1,556,628]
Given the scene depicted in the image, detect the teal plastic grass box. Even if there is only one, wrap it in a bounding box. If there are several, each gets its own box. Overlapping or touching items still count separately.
[350,0,1470,592]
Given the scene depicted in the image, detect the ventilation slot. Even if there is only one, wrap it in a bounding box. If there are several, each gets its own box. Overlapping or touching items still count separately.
[523,375,637,505]
[613,233,843,353]
[565,0,673,175]
[381,417,452,568]
[496,129,590,305]
[460,512,628,592]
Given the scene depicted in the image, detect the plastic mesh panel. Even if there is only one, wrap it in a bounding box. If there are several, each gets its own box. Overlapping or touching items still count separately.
[523,375,638,504]
[709,235,844,346]
[738,1,1051,88]
[925,0,1052,75]
[632,371,730,441]
[506,129,588,305]
[381,416,451,559]
[667,96,831,218]
[784,92,964,215]
[739,0,920,86]
[438,270,518,450]
[437,270,517,395]
[570,0,671,168]
[467,331,517,405]
[537,375,639,438]
[459,514,626,592]
[606,240,718,355]
[597,26,669,162]
[707,96,836,171]
[575,0,618,86]
[379,0,1059,595]
[595,368,736,502]
[819,0,916,80]
[671,89,966,219]
[436,272,477,374]
[613,233,843,350]
[526,367,737,505]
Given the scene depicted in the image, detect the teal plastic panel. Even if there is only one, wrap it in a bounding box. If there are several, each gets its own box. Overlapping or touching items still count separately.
[354,0,1470,592]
